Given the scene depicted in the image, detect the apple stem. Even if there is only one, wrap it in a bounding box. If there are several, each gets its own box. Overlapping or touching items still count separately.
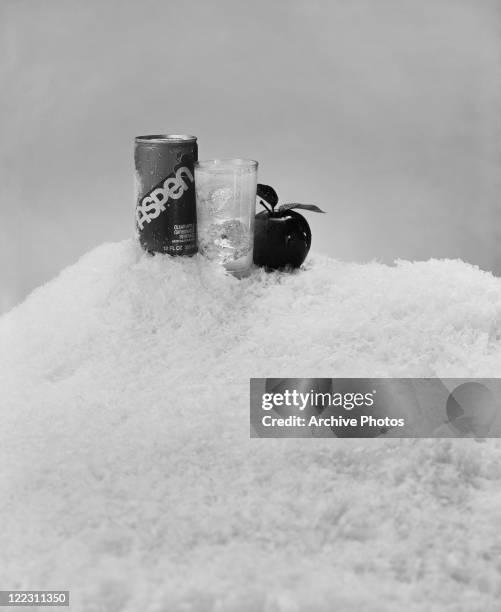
[258,198,273,214]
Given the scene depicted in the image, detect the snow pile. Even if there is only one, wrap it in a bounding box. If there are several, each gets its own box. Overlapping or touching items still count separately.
[2,240,501,611]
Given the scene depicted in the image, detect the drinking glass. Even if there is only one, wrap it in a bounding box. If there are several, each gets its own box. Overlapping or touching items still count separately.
[195,159,258,276]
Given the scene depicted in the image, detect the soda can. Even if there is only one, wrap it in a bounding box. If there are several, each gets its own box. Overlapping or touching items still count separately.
[134,134,198,255]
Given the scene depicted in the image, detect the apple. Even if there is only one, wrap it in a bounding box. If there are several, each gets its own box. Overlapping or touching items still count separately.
[253,183,325,270]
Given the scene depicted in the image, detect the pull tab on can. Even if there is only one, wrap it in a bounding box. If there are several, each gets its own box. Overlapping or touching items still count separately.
[134,134,198,255]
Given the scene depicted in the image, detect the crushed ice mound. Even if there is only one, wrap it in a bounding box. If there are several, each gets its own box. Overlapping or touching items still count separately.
[2,239,501,611]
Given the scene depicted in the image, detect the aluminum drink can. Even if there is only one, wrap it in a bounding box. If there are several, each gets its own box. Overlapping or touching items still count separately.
[134,134,198,255]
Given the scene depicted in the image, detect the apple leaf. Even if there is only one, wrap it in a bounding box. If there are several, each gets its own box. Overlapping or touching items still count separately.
[256,184,279,209]
[279,203,326,214]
